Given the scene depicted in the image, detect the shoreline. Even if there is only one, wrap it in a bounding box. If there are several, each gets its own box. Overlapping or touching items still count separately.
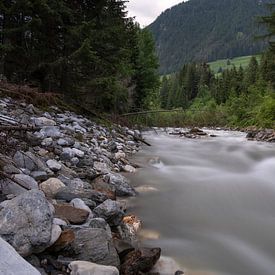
[0,96,163,274]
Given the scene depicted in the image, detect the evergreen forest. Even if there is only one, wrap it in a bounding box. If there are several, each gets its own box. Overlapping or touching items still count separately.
[0,0,159,113]
[149,0,269,74]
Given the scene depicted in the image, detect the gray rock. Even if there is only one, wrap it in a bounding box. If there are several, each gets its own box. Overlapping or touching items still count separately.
[34,117,56,127]
[93,199,124,227]
[57,137,75,147]
[71,157,80,166]
[13,151,48,172]
[72,148,85,158]
[70,198,92,214]
[30,171,48,181]
[0,174,38,196]
[105,173,136,197]
[69,261,119,275]
[0,237,41,275]
[89,218,112,238]
[55,187,108,204]
[40,126,63,138]
[3,165,21,175]
[46,159,62,172]
[69,228,120,267]
[13,151,36,171]
[60,147,75,161]
[41,137,53,147]
[0,190,53,256]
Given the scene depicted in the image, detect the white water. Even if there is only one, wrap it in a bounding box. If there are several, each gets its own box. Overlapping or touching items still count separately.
[127,130,275,275]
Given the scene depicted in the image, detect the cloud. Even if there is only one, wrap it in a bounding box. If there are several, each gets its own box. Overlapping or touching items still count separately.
[126,0,185,27]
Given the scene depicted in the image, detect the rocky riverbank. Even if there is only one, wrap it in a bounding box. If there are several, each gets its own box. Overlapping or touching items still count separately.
[0,97,170,274]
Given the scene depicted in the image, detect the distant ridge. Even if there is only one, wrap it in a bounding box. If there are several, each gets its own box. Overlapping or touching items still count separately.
[148,0,269,74]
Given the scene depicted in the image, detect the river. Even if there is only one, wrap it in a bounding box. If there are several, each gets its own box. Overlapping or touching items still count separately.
[127,129,275,275]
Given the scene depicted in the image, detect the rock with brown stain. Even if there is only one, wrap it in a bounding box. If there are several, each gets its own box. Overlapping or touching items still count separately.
[48,229,75,252]
[120,247,161,275]
[54,204,89,224]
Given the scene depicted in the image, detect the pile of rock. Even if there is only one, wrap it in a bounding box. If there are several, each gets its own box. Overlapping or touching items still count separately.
[246,129,275,142]
[0,97,162,274]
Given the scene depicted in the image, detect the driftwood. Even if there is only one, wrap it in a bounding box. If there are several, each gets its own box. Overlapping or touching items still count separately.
[133,136,151,146]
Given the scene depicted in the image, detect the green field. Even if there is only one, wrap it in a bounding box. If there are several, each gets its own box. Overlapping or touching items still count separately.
[208,55,261,74]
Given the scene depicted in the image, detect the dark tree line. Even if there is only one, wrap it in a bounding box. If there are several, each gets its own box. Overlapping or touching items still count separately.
[0,0,159,112]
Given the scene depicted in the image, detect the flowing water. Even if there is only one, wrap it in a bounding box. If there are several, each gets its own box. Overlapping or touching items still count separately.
[127,129,275,275]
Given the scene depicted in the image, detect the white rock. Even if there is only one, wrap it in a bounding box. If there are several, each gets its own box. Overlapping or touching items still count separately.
[114,151,126,160]
[123,165,136,173]
[49,224,62,246]
[72,148,85,158]
[41,137,53,146]
[53,218,68,226]
[0,237,41,275]
[34,117,56,127]
[151,256,183,275]
[69,261,119,275]
[94,162,109,173]
[40,178,65,198]
[46,159,62,172]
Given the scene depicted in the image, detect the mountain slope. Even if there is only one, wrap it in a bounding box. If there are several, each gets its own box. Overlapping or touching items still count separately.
[148,0,269,74]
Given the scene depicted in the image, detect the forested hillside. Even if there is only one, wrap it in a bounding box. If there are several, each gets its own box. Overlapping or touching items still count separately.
[0,1,159,113]
[149,0,269,74]
[156,2,275,129]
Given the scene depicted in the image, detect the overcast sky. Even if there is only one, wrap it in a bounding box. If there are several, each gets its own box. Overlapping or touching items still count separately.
[126,0,186,27]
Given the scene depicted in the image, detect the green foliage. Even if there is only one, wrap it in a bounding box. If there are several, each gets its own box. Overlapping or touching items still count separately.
[159,53,275,128]
[0,0,159,113]
[148,0,268,74]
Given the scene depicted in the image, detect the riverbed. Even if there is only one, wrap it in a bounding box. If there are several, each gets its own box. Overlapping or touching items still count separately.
[127,129,275,275]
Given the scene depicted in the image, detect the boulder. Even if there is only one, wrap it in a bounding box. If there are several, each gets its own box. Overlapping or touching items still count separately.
[13,151,36,171]
[69,261,119,275]
[105,173,136,197]
[46,159,62,172]
[123,165,136,173]
[0,174,38,196]
[55,187,108,204]
[89,218,112,238]
[57,138,75,147]
[70,198,92,214]
[40,178,65,198]
[68,228,120,267]
[34,117,56,127]
[60,147,75,161]
[94,199,124,227]
[120,247,161,275]
[72,148,85,158]
[13,151,48,172]
[0,237,40,275]
[48,229,75,253]
[0,190,53,256]
[54,204,89,224]
[40,126,63,138]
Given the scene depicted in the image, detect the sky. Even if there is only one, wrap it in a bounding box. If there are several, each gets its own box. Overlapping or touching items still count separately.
[126,0,186,27]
